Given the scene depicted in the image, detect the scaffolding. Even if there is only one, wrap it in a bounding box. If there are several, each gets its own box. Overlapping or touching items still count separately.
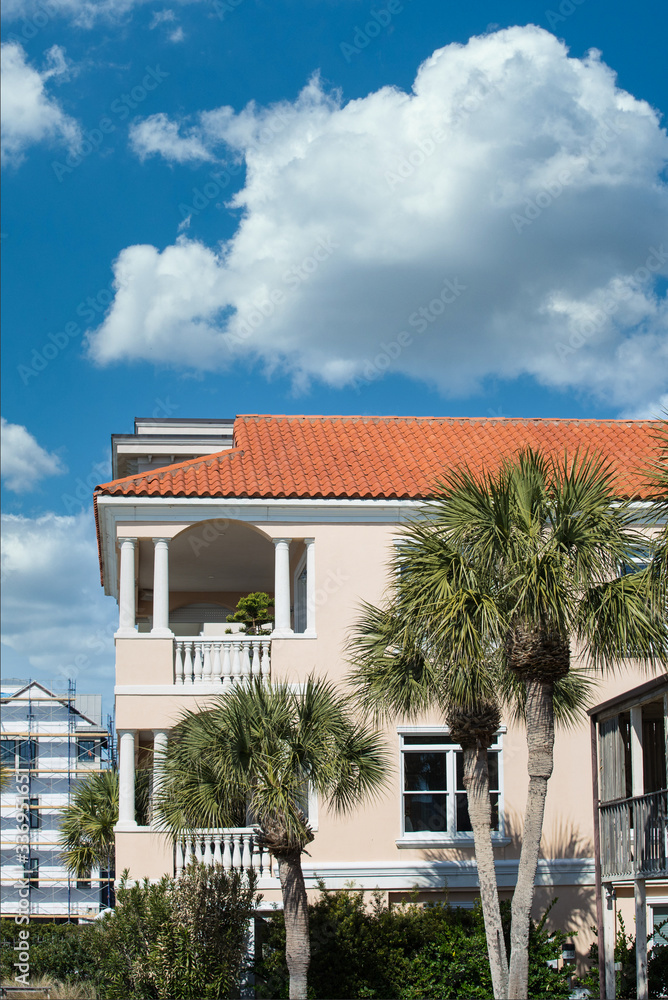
[1,678,113,921]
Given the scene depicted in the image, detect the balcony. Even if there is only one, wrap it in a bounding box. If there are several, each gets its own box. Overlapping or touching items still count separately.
[174,636,271,686]
[175,826,276,880]
[600,790,668,879]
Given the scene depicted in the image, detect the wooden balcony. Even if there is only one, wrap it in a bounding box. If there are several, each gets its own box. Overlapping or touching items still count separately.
[599,789,668,879]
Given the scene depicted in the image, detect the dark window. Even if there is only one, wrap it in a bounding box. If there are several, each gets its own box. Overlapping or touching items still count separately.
[77,872,92,889]
[403,751,448,834]
[77,739,98,763]
[455,750,500,832]
[24,857,39,886]
[18,740,36,770]
[29,797,40,830]
[0,740,16,765]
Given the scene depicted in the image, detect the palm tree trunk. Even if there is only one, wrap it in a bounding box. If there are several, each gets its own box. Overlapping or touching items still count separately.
[463,743,509,1000]
[508,679,555,1000]
[277,849,310,1000]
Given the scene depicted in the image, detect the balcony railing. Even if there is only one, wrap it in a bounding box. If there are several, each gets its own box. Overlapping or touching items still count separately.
[174,637,271,686]
[175,827,275,879]
[600,789,668,878]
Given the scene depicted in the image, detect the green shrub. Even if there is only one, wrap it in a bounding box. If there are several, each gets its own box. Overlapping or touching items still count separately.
[577,914,668,999]
[0,920,101,984]
[95,863,260,999]
[254,888,573,1000]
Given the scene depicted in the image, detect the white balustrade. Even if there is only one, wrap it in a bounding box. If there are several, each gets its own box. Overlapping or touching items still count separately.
[175,827,274,878]
[174,638,271,686]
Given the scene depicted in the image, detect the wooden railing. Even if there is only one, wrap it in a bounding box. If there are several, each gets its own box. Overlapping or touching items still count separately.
[174,637,270,686]
[175,827,275,879]
[600,789,667,878]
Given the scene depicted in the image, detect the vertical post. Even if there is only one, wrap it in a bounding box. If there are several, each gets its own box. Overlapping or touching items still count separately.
[635,878,648,1000]
[591,716,606,1000]
[152,730,168,825]
[603,884,617,1000]
[304,537,316,636]
[117,538,137,635]
[116,730,137,829]
[272,538,293,637]
[151,537,172,636]
[630,706,644,797]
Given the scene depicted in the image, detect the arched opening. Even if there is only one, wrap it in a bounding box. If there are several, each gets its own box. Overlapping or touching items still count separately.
[136,520,275,635]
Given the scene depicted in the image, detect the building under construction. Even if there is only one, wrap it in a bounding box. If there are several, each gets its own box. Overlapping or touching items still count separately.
[1,679,113,921]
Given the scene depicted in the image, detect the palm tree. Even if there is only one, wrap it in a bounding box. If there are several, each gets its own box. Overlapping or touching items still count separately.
[426,448,667,999]
[644,414,668,601]
[348,545,595,1000]
[59,770,119,904]
[155,676,389,1000]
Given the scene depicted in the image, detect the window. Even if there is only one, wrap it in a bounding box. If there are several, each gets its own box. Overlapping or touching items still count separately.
[28,797,40,830]
[77,739,98,763]
[652,906,668,949]
[77,871,92,890]
[400,731,502,840]
[24,857,39,886]
[17,740,37,770]
[620,548,651,576]
[0,739,16,766]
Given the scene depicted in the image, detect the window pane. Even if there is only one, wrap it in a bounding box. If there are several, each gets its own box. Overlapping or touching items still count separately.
[488,752,499,791]
[403,734,450,746]
[29,798,40,830]
[78,740,97,762]
[0,740,15,764]
[18,741,36,769]
[404,752,446,791]
[490,792,499,831]
[456,791,471,831]
[404,793,448,833]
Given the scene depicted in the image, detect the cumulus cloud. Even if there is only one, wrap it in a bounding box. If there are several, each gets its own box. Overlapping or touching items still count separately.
[88,27,668,411]
[130,112,213,163]
[1,42,81,167]
[0,512,117,692]
[1,419,67,492]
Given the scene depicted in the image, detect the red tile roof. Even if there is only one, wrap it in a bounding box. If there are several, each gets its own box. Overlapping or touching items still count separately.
[95,414,661,501]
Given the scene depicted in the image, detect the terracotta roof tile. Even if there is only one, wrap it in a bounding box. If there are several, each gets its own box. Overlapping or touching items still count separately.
[94,415,661,502]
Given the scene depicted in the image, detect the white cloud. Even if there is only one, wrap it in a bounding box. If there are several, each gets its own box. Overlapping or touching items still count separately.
[2,0,205,28]
[0,512,117,695]
[1,42,81,167]
[129,112,213,163]
[1,418,67,492]
[89,27,668,411]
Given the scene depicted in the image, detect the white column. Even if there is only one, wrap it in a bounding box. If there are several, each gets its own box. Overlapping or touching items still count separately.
[304,537,316,636]
[152,730,169,826]
[151,537,172,636]
[116,730,137,830]
[272,538,293,637]
[117,538,137,636]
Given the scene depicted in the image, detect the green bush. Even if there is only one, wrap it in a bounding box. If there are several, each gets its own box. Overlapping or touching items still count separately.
[254,887,573,1000]
[2,863,259,1000]
[0,919,101,984]
[95,863,260,999]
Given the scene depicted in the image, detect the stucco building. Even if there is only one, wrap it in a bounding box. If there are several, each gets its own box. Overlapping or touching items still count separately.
[94,414,665,963]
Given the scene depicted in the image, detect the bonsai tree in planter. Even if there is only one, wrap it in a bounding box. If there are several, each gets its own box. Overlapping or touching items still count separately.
[227,591,274,635]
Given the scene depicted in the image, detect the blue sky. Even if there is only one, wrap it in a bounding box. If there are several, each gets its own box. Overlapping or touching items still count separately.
[1,0,667,713]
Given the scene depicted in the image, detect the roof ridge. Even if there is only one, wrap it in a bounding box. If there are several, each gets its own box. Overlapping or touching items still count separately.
[236,413,658,424]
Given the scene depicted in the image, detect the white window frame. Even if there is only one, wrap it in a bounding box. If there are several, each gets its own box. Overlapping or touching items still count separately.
[396,726,509,848]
